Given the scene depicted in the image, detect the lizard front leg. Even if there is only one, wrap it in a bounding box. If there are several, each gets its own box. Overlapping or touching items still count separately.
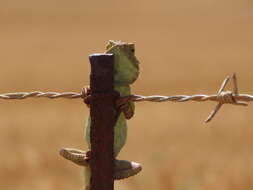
[81,86,91,108]
[116,97,135,120]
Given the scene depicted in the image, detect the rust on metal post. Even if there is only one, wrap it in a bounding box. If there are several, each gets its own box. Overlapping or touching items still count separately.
[89,54,117,190]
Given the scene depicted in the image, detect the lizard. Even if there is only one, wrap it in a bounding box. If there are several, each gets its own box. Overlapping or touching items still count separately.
[59,40,141,189]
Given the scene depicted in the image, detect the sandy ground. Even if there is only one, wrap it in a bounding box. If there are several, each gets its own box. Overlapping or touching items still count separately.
[1,1,253,189]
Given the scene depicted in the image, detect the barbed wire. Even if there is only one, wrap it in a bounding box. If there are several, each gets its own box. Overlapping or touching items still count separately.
[0,74,250,122]
[0,91,82,99]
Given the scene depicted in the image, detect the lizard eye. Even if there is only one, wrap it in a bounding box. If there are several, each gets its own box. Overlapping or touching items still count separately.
[131,48,135,53]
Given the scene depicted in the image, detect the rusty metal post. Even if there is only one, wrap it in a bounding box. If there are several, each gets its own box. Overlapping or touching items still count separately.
[89,54,117,190]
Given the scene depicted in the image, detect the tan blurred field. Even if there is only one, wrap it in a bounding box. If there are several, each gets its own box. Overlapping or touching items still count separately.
[1,0,253,189]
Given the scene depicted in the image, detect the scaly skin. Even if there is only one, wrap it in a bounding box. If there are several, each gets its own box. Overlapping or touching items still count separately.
[59,40,141,189]
[86,40,139,155]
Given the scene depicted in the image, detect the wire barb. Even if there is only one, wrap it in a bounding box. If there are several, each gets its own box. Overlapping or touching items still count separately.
[205,73,248,123]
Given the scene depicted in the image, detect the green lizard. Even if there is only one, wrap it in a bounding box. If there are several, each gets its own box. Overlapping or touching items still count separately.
[60,40,141,190]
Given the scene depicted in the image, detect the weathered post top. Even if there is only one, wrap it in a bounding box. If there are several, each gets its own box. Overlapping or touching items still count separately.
[90,54,114,93]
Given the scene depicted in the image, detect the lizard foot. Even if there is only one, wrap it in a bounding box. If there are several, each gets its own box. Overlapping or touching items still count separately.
[59,148,90,167]
[81,86,91,108]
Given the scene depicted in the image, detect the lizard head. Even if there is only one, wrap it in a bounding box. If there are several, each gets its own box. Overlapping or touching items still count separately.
[106,40,140,85]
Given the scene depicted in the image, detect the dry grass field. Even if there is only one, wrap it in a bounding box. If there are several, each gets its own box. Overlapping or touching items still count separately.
[1,0,253,189]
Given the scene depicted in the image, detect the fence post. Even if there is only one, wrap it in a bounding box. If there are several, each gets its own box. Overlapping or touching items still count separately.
[89,54,117,190]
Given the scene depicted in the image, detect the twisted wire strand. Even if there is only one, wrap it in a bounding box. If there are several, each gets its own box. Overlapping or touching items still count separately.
[0,91,252,103]
[0,91,82,99]
[128,94,253,103]
[0,74,250,122]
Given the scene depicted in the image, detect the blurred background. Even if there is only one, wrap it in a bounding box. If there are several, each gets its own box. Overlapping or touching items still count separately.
[1,0,253,189]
